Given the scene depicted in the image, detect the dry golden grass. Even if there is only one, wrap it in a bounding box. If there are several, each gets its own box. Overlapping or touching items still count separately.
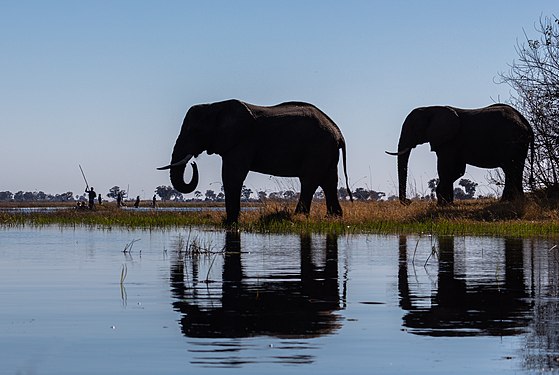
[238,198,559,236]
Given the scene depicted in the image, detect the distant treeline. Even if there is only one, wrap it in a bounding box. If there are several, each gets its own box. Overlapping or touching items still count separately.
[155,185,389,203]
[0,187,387,203]
[0,191,75,202]
[0,178,480,203]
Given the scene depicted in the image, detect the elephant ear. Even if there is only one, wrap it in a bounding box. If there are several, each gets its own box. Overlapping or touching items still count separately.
[208,100,256,156]
[426,106,460,152]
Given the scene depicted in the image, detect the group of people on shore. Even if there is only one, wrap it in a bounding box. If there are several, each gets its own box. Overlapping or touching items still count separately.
[77,186,157,211]
[75,187,98,210]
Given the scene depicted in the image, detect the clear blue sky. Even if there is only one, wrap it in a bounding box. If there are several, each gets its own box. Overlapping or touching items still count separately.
[1,1,556,199]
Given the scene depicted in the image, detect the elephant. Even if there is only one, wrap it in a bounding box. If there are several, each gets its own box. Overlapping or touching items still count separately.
[386,104,534,205]
[158,99,353,224]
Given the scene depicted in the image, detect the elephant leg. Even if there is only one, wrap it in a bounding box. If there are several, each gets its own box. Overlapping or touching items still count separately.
[436,179,453,205]
[295,179,319,215]
[222,162,249,224]
[502,164,524,201]
[321,167,342,217]
[436,156,465,205]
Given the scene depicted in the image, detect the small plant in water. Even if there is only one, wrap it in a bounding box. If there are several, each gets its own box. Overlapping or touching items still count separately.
[187,236,215,256]
[174,229,216,257]
[123,239,141,254]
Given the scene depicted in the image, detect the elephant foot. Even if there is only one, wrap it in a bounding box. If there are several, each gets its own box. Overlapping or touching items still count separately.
[326,212,343,218]
[222,216,239,227]
[436,198,453,206]
[294,207,310,216]
[500,193,525,203]
[501,190,525,202]
[399,198,412,206]
[326,207,343,217]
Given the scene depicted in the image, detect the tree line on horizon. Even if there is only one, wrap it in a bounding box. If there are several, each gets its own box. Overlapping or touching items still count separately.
[0,178,480,203]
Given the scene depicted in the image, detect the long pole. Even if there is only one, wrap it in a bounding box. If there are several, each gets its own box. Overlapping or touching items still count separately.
[79,164,89,189]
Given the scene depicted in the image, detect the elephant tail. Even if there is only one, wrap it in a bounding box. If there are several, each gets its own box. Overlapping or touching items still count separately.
[340,140,353,202]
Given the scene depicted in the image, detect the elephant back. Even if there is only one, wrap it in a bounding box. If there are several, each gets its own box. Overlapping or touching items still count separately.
[246,101,345,142]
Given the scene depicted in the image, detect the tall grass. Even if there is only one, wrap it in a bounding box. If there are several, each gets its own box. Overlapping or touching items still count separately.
[1,199,558,237]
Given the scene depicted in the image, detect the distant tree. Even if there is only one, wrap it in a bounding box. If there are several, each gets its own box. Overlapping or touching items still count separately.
[23,191,35,201]
[338,187,349,200]
[427,178,477,200]
[313,189,324,200]
[459,179,478,199]
[241,185,253,201]
[155,185,178,201]
[172,192,185,202]
[107,186,124,200]
[453,187,468,200]
[258,191,267,201]
[353,187,370,201]
[194,191,203,200]
[283,190,297,200]
[269,191,282,200]
[205,189,216,201]
[369,190,386,201]
[216,192,225,202]
[0,191,13,201]
[451,179,478,200]
[428,178,439,199]
[53,192,74,202]
[352,187,385,201]
[14,191,24,201]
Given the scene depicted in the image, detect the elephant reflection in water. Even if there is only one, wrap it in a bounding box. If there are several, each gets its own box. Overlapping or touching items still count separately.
[170,232,343,341]
[398,236,532,336]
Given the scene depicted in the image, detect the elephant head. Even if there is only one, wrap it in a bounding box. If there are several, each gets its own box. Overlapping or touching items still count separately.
[386,106,460,204]
[157,100,255,194]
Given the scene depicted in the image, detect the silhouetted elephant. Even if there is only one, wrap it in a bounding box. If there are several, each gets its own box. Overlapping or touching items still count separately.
[158,99,353,223]
[398,235,532,336]
[386,104,534,205]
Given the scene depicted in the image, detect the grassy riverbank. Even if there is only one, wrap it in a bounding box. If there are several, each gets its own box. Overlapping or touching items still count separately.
[1,198,558,237]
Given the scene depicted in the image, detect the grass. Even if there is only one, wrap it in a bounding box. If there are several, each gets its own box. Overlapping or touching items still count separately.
[1,198,558,237]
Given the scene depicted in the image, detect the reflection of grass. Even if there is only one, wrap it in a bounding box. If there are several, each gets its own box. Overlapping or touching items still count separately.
[120,264,128,307]
[174,231,216,257]
[120,264,128,284]
[173,230,223,283]
[1,199,559,237]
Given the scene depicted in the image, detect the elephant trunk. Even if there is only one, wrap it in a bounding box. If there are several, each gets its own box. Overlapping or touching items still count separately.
[397,149,411,205]
[170,162,199,194]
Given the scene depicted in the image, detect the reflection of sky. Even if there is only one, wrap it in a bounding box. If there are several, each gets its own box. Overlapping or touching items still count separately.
[0,227,557,373]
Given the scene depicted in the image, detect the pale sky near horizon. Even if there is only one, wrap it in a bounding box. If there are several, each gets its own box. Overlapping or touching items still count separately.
[1,1,557,200]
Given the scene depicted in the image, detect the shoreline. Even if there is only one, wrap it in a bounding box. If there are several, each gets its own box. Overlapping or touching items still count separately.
[1,199,558,237]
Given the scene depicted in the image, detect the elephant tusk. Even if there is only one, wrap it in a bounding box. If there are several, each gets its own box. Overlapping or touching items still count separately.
[385,148,411,156]
[157,154,194,170]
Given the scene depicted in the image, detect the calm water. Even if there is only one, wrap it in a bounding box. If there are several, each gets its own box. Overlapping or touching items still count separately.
[1,227,558,374]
